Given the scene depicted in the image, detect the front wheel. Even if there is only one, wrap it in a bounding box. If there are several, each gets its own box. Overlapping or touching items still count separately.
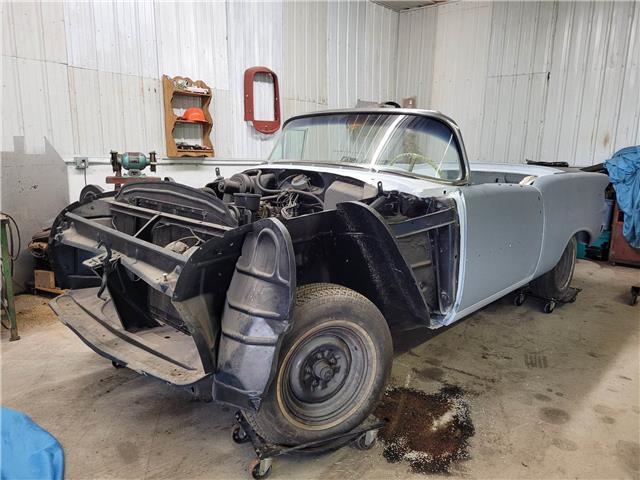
[244,283,392,446]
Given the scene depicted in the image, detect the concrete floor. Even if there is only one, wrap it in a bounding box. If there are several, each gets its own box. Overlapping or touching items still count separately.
[2,259,639,479]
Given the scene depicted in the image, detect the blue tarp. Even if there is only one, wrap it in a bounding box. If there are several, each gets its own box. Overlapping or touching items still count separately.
[1,407,64,480]
[605,146,640,249]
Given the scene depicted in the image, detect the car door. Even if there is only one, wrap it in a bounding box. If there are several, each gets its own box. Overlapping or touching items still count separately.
[454,183,544,316]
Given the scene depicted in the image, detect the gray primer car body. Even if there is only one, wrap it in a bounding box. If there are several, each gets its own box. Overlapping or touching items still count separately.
[269,161,607,325]
[48,108,609,412]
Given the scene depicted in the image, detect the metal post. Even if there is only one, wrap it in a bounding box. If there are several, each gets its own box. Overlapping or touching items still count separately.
[1,216,19,341]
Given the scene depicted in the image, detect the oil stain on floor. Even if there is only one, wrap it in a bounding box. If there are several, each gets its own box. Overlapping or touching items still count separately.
[373,385,474,474]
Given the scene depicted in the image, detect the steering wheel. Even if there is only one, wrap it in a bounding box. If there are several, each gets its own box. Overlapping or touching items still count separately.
[389,152,440,174]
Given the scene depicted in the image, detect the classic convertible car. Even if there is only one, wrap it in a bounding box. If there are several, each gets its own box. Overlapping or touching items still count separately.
[49,109,608,446]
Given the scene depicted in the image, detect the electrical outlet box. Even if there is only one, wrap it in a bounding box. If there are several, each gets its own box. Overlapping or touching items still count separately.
[74,157,88,169]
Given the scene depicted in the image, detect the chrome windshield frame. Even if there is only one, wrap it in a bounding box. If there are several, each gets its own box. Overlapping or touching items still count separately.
[271,108,470,186]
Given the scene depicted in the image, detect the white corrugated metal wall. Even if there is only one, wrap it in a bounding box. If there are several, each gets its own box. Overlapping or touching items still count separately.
[4,1,636,168]
[283,1,399,112]
[326,1,399,108]
[1,0,400,161]
[283,1,328,115]
[396,0,639,167]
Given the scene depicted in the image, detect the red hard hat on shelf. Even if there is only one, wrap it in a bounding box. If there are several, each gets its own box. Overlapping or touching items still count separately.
[179,107,206,122]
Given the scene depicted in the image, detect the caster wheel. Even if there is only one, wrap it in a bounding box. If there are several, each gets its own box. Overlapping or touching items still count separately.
[513,293,526,307]
[353,432,377,450]
[249,458,272,480]
[543,301,556,314]
[631,290,639,306]
[232,425,250,444]
[112,360,126,369]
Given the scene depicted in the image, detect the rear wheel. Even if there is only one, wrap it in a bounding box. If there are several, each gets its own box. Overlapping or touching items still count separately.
[244,283,392,446]
[531,236,577,299]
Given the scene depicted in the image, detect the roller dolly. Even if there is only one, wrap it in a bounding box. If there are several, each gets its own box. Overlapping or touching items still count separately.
[232,411,384,479]
[513,286,582,314]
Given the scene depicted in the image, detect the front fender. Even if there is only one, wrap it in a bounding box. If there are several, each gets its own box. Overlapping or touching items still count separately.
[212,218,296,411]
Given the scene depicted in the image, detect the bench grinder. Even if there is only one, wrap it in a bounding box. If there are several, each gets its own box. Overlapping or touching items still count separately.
[106,151,160,189]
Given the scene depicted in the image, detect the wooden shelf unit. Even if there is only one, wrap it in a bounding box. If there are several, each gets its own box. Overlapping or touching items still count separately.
[162,75,214,157]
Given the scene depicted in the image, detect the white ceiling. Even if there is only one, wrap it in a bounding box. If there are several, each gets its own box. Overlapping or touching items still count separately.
[374,0,447,12]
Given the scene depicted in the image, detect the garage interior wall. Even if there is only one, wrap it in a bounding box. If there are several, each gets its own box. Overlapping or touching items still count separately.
[1,0,400,196]
[1,0,398,161]
[0,0,398,288]
[4,1,636,169]
[396,0,640,167]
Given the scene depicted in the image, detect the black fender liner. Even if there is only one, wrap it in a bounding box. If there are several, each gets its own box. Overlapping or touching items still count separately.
[334,202,431,330]
[212,218,296,411]
[283,201,432,331]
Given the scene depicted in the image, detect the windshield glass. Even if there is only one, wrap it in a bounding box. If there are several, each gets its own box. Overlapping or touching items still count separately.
[269,112,464,182]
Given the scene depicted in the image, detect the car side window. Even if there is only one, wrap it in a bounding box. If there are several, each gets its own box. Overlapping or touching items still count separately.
[375,117,463,182]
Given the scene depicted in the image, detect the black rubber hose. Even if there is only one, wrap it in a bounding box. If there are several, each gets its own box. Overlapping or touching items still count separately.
[255,171,281,194]
[263,189,323,206]
[1,212,21,275]
[288,190,324,207]
[369,196,387,211]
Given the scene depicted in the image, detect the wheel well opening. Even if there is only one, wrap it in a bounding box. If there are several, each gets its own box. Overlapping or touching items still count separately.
[575,230,591,245]
[288,212,430,332]
[294,237,426,332]
[286,197,459,332]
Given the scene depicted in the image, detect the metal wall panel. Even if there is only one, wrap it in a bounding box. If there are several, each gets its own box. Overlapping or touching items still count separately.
[2,0,400,160]
[2,55,23,150]
[68,67,102,156]
[431,1,492,164]
[4,0,636,167]
[617,2,640,148]
[226,1,284,158]
[2,2,73,155]
[2,1,16,58]
[398,0,639,166]
[44,61,74,156]
[396,6,437,109]
[480,1,555,164]
[327,0,399,108]
[64,2,98,70]
[156,1,228,89]
[283,1,328,116]
[536,1,639,166]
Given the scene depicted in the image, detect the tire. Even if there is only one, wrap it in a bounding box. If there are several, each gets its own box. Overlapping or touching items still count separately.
[531,236,577,299]
[79,184,104,202]
[244,283,393,446]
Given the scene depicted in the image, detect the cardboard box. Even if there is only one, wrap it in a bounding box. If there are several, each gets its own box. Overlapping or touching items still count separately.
[34,269,56,290]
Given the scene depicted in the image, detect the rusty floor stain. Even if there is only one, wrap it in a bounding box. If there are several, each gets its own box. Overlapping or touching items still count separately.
[373,385,475,474]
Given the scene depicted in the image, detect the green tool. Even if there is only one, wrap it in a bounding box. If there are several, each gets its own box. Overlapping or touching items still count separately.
[1,214,19,341]
[110,150,158,177]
